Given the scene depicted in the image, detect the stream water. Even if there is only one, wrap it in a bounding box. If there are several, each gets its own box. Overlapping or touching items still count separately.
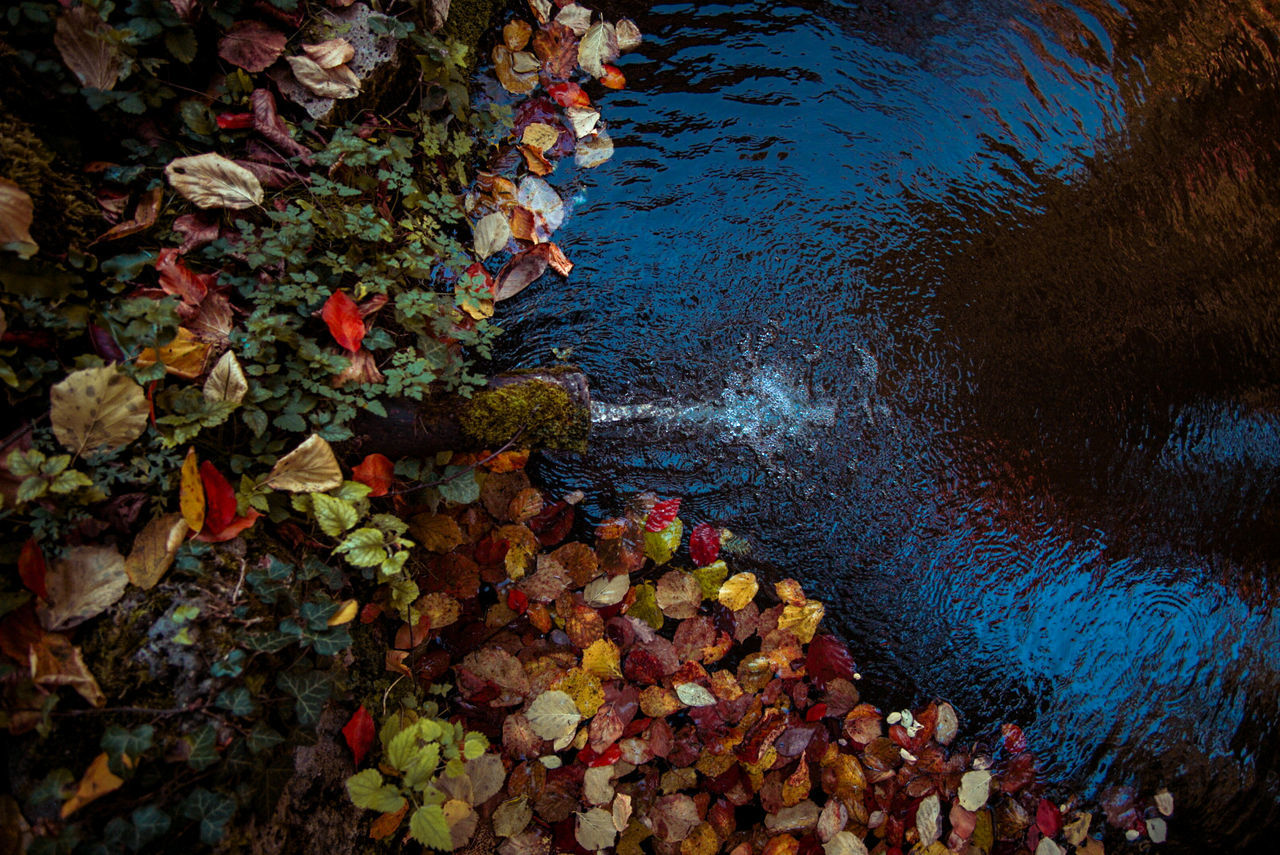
[488,0,1280,848]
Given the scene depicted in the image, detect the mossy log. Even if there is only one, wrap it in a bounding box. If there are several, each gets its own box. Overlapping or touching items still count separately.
[347,366,591,458]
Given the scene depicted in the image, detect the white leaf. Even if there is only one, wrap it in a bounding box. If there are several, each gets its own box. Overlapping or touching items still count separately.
[958,770,992,811]
[823,831,869,855]
[915,794,941,846]
[516,177,564,232]
[50,366,149,455]
[675,683,717,707]
[302,38,355,69]
[578,21,619,79]
[564,106,600,139]
[575,130,614,170]
[165,153,264,210]
[583,574,629,607]
[1154,788,1174,816]
[582,766,614,805]
[473,212,512,260]
[1035,839,1065,855]
[203,350,248,404]
[1146,818,1168,843]
[616,19,642,52]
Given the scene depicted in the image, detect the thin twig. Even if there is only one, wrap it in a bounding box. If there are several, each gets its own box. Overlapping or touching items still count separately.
[52,701,210,718]
[386,427,525,497]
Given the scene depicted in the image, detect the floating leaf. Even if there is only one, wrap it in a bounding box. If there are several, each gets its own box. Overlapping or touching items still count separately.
[0,178,38,259]
[61,753,123,818]
[504,20,533,51]
[265,434,343,493]
[494,45,538,94]
[717,572,758,611]
[525,690,580,749]
[342,705,376,766]
[556,3,593,35]
[323,290,366,352]
[958,770,992,811]
[690,523,720,566]
[778,601,825,644]
[166,153,264,210]
[495,246,551,302]
[1154,789,1174,817]
[583,573,629,607]
[203,350,248,404]
[287,55,361,99]
[217,20,287,72]
[54,5,120,89]
[516,177,565,232]
[600,64,626,90]
[576,807,618,851]
[675,683,717,707]
[125,513,189,589]
[617,19,643,51]
[565,106,600,139]
[474,212,512,260]
[50,365,148,455]
[38,546,129,631]
[578,20,619,79]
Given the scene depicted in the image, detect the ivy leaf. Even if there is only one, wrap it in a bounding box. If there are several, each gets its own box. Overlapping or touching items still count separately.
[101,725,154,777]
[165,153,264,210]
[247,722,284,755]
[215,687,257,717]
[347,769,407,813]
[342,705,376,766]
[525,690,580,750]
[180,788,236,845]
[322,290,366,352]
[276,670,331,726]
[266,434,344,493]
[312,493,360,538]
[50,365,149,455]
[186,724,219,770]
[409,803,453,850]
[203,350,248,404]
[124,804,171,851]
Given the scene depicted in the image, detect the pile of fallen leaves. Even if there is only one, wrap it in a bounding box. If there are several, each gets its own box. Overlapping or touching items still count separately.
[342,480,1174,854]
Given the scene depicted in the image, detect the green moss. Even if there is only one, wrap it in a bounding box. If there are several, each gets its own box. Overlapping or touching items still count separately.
[460,379,589,451]
[439,0,506,68]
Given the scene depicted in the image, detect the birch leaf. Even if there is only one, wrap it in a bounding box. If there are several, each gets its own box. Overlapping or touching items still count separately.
[264,434,343,492]
[616,19,643,52]
[0,178,38,259]
[166,153,264,210]
[203,350,248,404]
[54,5,120,90]
[717,572,759,611]
[38,546,129,631]
[583,574,628,607]
[675,683,717,707]
[125,513,189,589]
[474,212,512,260]
[575,130,614,169]
[287,56,360,99]
[578,21,619,79]
[564,106,600,139]
[556,5,593,36]
[525,690,580,749]
[576,808,617,852]
[50,365,149,455]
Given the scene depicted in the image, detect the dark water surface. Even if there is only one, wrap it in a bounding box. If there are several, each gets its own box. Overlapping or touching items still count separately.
[489,0,1280,847]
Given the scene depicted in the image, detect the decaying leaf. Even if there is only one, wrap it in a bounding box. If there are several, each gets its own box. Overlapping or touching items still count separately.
[474,212,512,260]
[616,19,643,52]
[60,753,123,818]
[522,123,561,153]
[125,513,189,589]
[287,55,361,99]
[495,247,550,302]
[50,365,149,455]
[38,545,129,631]
[516,177,565,232]
[583,573,628,607]
[565,106,601,139]
[94,185,163,244]
[0,178,39,259]
[217,20,287,73]
[166,153,265,210]
[302,38,356,68]
[203,350,248,404]
[576,130,614,169]
[576,807,617,851]
[494,797,533,837]
[264,434,343,492]
[54,5,120,90]
[30,630,106,707]
[958,770,992,811]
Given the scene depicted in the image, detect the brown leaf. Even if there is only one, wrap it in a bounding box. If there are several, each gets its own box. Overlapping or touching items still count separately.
[250,89,313,162]
[494,45,537,94]
[656,571,702,619]
[54,6,120,90]
[166,153,264,210]
[518,555,570,602]
[218,20,287,73]
[495,247,550,302]
[125,513,189,589]
[287,56,360,99]
[504,20,533,51]
[38,545,129,631]
[532,23,579,80]
[173,213,221,254]
[410,513,464,553]
[461,647,531,701]
[302,38,355,68]
[332,348,385,387]
[93,186,163,244]
[30,631,106,707]
[0,178,38,259]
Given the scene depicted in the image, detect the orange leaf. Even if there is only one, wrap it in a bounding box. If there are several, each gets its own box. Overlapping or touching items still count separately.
[195,509,260,543]
[486,449,531,473]
[600,64,626,89]
[61,753,123,818]
[352,453,394,497]
[322,290,366,352]
[136,327,212,379]
[370,800,409,840]
[18,539,47,600]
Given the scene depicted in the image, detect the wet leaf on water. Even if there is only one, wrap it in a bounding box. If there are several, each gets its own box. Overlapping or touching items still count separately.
[504,20,533,51]
[1146,817,1167,844]
[576,129,615,169]
[556,3,593,35]
[516,177,565,233]
[601,64,626,89]
[39,545,129,631]
[565,106,600,138]
[50,366,149,455]
[656,570,701,619]
[578,20,619,79]
[616,18,643,51]
[1154,788,1174,816]
[264,434,343,493]
[778,601,825,644]
[474,211,512,260]
[958,770,992,811]
[522,122,560,153]
[525,690,581,750]
[495,246,550,302]
[125,513,189,590]
[166,153,264,210]
[55,5,120,89]
[218,20,287,73]
[717,572,759,611]
[495,45,538,94]
[0,178,38,259]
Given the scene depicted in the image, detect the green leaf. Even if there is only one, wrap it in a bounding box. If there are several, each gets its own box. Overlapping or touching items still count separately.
[101,725,154,777]
[164,28,198,63]
[644,518,683,566]
[247,722,284,755]
[311,492,359,537]
[691,560,729,600]
[49,469,93,494]
[125,805,171,851]
[409,804,453,851]
[276,670,331,725]
[402,741,441,791]
[180,788,236,845]
[336,527,387,567]
[346,769,407,813]
[215,687,257,717]
[187,724,219,770]
[437,466,480,504]
[16,476,47,503]
[463,732,488,760]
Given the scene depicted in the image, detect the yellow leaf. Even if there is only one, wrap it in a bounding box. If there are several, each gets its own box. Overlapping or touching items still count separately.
[136,327,212,379]
[328,598,358,626]
[180,447,205,532]
[125,513,189,589]
[301,38,355,68]
[50,365,149,455]
[264,434,343,492]
[554,667,604,717]
[203,349,248,404]
[778,601,825,644]
[416,592,461,631]
[503,19,532,51]
[60,753,122,818]
[521,123,560,153]
[0,177,38,259]
[774,579,807,607]
[581,638,621,679]
[165,153,264,210]
[717,572,758,611]
[626,582,663,630]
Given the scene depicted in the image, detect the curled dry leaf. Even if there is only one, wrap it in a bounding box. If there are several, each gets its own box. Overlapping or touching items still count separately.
[38,545,129,631]
[265,434,343,492]
[125,513,189,589]
[302,38,356,69]
[250,89,313,162]
[50,365,149,455]
[30,630,106,707]
[94,185,163,244]
[218,20,288,73]
[54,5,120,90]
[166,153,264,210]
[203,350,248,404]
[0,178,38,259]
[474,211,512,260]
[511,51,541,74]
[287,55,361,99]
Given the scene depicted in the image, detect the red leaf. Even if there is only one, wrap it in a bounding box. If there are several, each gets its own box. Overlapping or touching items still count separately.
[1036,798,1062,837]
[530,500,574,547]
[805,703,828,722]
[322,290,366,352]
[196,509,260,543]
[1001,723,1028,754]
[216,112,254,130]
[689,522,719,566]
[805,634,858,688]
[18,539,48,600]
[155,248,213,314]
[199,461,237,535]
[352,453,393,497]
[645,498,681,532]
[359,603,383,624]
[548,82,591,109]
[507,588,529,615]
[342,705,376,766]
[600,64,626,90]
